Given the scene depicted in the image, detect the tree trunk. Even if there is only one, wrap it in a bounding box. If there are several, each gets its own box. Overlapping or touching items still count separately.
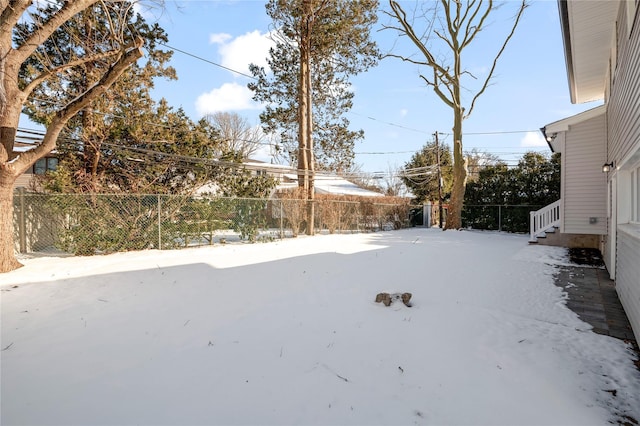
[1,126,17,161]
[0,107,23,272]
[446,107,467,230]
[305,28,315,236]
[297,43,310,231]
[0,171,22,272]
[299,0,315,235]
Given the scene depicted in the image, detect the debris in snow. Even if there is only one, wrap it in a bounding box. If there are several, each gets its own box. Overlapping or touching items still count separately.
[375,292,412,307]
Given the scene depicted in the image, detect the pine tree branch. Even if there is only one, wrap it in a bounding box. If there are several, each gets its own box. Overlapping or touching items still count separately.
[13,0,100,64]
[12,37,144,175]
[22,48,123,98]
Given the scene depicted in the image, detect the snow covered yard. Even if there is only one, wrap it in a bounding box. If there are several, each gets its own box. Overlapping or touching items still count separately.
[1,228,639,425]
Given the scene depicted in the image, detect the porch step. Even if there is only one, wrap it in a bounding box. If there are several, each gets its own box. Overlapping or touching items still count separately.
[529,200,561,243]
[528,226,559,244]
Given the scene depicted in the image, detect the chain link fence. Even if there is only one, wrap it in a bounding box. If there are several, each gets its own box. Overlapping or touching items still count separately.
[462,204,542,233]
[12,189,418,256]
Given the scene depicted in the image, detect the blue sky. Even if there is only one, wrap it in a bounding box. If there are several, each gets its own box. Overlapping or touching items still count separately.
[36,0,605,173]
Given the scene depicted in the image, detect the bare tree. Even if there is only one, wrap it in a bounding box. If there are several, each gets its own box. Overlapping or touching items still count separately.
[204,112,264,160]
[385,0,527,229]
[383,164,408,197]
[0,1,152,272]
[465,148,503,182]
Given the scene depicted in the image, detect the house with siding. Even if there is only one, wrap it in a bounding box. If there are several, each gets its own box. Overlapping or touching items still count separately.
[535,0,639,340]
[12,129,58,190]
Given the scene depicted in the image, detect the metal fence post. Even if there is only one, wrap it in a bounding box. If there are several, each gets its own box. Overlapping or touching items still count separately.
[18,188,26,253]
[280,200,284,239]
[423,202,431,227]
[157,194,162,250]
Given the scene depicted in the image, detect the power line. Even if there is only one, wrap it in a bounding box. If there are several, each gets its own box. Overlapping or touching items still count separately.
[154,43,542,141]
[16,32,549,166]
[158,42,257,80]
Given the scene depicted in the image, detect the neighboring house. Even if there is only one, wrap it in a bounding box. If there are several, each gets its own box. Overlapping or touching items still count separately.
[13,142,58,190]
[246,160,384,197]
[536,0,639,339]
[277,173,384,198]
[197,159,384,198]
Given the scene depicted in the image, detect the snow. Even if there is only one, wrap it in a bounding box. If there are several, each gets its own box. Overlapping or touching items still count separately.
[1,228,639,425]
[282,173,384,197]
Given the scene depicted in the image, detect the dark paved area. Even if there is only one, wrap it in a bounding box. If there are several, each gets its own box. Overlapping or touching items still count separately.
[553,249,640,425]
[553,248,638,345]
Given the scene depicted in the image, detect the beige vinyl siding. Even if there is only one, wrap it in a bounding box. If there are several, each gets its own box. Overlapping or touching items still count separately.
[616,225,640,339]
[14,172,33,189]
[563,114,608,234]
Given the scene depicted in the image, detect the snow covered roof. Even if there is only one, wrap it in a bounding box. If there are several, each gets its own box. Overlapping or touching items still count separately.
[194,159,384,197]
[280,173,383,197]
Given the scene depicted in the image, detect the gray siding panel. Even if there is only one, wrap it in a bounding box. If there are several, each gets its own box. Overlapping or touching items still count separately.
[609,4,640,164]
[608,1,640,324]
[616,225,640,340]
[563,114,607,234]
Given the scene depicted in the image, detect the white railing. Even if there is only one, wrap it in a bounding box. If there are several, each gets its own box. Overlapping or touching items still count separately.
[530,200,561,241]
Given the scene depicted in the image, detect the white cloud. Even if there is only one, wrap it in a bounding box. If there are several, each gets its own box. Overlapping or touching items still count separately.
[131,2,163,20]
[209,33,232,45]
[195,30,275,117]
[195,82,260,116]
[520,131,547,148]
[211,30,274,75]
[399,109,408,117]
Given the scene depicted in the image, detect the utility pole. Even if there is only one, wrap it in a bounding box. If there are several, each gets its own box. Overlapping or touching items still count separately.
[435,131,443,228]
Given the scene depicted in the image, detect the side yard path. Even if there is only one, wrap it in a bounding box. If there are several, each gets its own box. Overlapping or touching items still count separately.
[554,247,639,425]
[555,248,638,342]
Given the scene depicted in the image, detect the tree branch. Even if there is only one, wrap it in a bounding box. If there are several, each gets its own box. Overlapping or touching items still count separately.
[22,48,122,97]
[0,1,30,38]
[13,0,100,65]
[388,1,454,89]
[461,0,492,51]
[12,37,144,175]
[465,0,527,118]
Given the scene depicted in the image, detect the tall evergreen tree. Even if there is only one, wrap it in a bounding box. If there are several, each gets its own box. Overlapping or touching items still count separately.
[248,0,380,234]
[463,151,560,232]
[41,102,224,195]
[18,6,195,194]
[402,139,453,204]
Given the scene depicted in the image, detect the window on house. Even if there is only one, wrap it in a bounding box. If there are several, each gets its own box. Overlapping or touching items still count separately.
[33,157,58,175]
